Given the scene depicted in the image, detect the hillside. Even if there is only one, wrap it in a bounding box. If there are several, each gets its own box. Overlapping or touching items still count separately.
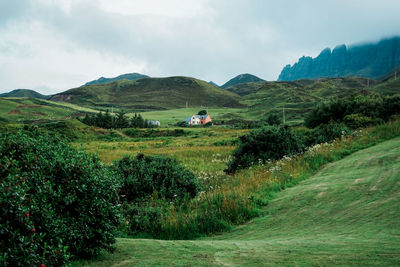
[0,89,50,99]
[84,73,149,86]
[51,76,243,110]
[221,73,265,89]
[73,136,400,266]
[239,74,400,124]
[0,97,98,123]
[279,36,400,81]
[224,80,267,96]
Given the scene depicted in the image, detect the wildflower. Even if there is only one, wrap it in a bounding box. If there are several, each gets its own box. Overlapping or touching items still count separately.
[31,228,35,232]
[41,264,46,267]
[24,212,30,217]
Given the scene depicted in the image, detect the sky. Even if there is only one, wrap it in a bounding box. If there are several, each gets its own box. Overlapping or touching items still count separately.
[1,0,400,94]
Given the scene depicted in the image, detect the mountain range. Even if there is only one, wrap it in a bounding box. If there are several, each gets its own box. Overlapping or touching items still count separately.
[279,36,400,81]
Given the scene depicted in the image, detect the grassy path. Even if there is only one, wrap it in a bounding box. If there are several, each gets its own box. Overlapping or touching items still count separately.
[74,137,400,266]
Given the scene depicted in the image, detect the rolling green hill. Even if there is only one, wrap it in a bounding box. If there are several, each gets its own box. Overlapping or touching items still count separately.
[240,76,399,124]
[51,76,243,111]
[0,97,98,123]
[224,80,267,96]
[0,89,50,99]
[221,73,265,89]
[73,136,400,266]
[84,73,149,86]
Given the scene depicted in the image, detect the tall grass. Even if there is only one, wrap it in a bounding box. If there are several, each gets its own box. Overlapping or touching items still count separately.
[131,119,400,239]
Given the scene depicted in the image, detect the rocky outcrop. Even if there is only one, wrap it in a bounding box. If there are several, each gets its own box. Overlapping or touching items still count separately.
[278,37,400,81]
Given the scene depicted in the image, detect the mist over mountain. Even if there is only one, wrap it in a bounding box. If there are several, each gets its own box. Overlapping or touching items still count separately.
[84,73,149,86]
[278,37,400,81]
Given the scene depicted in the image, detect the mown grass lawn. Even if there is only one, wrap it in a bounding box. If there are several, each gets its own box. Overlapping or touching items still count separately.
[73,136,400,266]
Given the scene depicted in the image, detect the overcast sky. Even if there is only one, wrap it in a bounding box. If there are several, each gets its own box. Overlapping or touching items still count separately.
[1,0,400,94]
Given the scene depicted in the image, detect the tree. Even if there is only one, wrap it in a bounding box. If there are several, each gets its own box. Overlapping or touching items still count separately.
[115,111,129,129]
[266,113,281,126]
[198,110,207,115]
[103,110,114,129]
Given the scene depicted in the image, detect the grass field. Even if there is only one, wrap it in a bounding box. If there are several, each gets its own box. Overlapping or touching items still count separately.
[74,128,248,174]
[73,136,400,266]
[136,107,251,127]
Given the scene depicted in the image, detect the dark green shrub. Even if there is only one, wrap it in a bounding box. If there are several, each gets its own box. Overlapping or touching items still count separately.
[343,114,377,129]
[305,94,400,128]
[0,131,121,266]
[226,126,305,173]
[303,123,350,146]
[266,113,281,126]
[113,154,201,202]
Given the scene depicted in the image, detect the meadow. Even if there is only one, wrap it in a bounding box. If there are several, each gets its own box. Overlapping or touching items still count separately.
[73,128,249,175]
[72,120,400,266]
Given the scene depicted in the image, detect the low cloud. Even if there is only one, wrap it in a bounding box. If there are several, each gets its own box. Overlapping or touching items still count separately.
[0,0,399,93]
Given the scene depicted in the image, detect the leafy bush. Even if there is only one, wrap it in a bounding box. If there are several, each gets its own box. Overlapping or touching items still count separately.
[113,154,201,202]
[302,123,350,146]
[305,94,400,128]
[0,131,121,266]
[113,154,201,237]
[226,126,305,173]
[343,113,377,129]
[266,113,281,126]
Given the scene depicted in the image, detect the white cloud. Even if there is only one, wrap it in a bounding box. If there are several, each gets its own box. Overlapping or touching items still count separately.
[0,0,400,93]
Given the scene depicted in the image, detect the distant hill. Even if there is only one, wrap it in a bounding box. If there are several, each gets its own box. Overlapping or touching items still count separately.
[279,36,400,81]
[209,81,220,88]
[52,76,243,110]
[84,73,149,86]
[224,81,267,96]
[240,73,400,124]
[221,74,265,89]
[0,89,50,99]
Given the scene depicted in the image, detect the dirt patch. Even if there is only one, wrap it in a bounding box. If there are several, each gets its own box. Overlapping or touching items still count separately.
[50,94,74,102]
[17,104,44,108]
[7,109,22,115]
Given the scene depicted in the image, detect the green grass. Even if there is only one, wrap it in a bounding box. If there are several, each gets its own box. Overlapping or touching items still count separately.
[72,136,400,266]
[137,107,252,126]
[0,98,99,123]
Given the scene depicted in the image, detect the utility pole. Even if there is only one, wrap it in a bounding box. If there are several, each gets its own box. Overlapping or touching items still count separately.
[111,106,113,114]
[283,105,286,125]
[367,79,370,87]
[395,71,397,81]
[186,100,188,109]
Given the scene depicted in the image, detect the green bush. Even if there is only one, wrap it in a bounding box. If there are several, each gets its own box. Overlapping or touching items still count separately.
[113,154,201,237]
[303,123,350,146]
[226,126,305,173]
[113,154,201,202]
[0,131,121,266]
[305,94,400,128]
[343,113,380,129]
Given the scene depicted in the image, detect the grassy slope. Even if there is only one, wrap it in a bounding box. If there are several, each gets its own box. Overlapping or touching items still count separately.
[241,77,391,124]
[74,136,400,266]
[0,98,100,123]
[50,77,243,110]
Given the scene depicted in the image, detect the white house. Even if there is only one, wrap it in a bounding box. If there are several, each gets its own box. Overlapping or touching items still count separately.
[190,115,201,125]
[148,120,160,127]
